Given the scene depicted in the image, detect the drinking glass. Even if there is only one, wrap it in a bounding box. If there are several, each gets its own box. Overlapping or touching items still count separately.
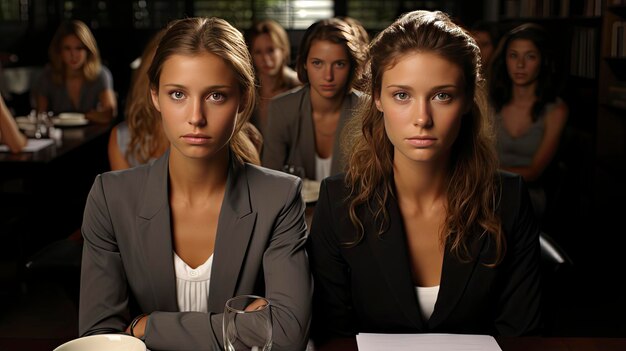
[223,295,272,351]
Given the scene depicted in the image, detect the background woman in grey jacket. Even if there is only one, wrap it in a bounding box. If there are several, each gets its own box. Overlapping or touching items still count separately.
[262,17,366,181]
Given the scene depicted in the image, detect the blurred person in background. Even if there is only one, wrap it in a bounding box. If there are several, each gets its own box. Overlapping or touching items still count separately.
[262,18,366,181]
[33,20,117,124]
[0,93,27,153]
[246,19,301,135]
[489,23,568,219]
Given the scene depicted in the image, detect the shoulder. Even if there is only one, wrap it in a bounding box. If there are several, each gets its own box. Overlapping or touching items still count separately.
[243,163,305,210]
[547,98,568,122]
[244,163,301,193]
[318,173,351,207]
[283,67,302,89]
[98,161,151,190]
[96,66,114,83]
[271,85,308,106]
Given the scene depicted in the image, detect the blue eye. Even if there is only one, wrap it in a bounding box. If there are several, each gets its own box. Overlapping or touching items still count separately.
[170,91,185,100]
[393,92,409,101]
[434,92,452,102]
[209,92,225,102]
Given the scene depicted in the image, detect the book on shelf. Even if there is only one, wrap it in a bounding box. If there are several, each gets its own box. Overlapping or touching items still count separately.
[608,82,626,109]
[571,26,597,78]
[611,21,626,57]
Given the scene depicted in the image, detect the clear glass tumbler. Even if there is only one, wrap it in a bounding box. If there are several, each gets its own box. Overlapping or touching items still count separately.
[223,295,272,351]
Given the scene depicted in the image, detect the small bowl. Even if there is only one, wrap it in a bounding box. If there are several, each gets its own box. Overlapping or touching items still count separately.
[53,334,146,351]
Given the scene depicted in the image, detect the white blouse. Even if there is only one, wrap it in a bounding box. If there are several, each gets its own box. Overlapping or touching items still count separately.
[415,285,440,321]
[174,252,213,313]
[315,154,332,181]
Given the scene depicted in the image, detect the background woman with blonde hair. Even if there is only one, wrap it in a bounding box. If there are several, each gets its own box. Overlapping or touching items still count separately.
[34,20,117,123]
[80,17,311,350]
[308,10,541,344]
[247,19,301,134]
[108,30,169,170]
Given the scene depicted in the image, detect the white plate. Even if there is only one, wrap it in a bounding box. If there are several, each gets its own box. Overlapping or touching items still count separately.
[58,112,86,120]
[302,179,321,203]
[52,117,89,127]
[54,334,146,351]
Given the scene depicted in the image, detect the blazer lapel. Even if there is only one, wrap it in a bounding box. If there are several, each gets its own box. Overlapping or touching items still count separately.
[299,86,316,178]
[428,230,487,328]
[208,161,257,312]
[137,151,178,311]
[363,197,424,329]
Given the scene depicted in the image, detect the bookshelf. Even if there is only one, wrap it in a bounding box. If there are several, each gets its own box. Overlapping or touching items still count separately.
[597,0,626,174]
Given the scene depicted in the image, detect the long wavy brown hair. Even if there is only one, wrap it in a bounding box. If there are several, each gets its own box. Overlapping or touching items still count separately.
[147,17,259,165]
[48,20,102,84]
[343,10,504,264]
[125,30,167,165]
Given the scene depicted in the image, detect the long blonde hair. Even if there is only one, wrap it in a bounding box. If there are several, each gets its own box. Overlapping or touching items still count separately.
[148,17,258,165]
[343,10,504,263]
[48,20,101,84]
[125,30,166,165]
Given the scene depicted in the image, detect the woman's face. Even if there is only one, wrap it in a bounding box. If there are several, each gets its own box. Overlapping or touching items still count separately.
[151,52,242,161]
[375,51,467,167]
[505,39,541,87]
[60,34,88,72]
[471,30,494,65]
[252,33,284,77]
[305,39,351,100]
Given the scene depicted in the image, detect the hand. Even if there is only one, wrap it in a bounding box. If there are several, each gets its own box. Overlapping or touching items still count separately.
[244,298,269,312]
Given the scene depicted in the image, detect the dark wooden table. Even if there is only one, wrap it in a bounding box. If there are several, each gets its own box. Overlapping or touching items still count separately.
[316,336,626,351]
[0,122,111,256]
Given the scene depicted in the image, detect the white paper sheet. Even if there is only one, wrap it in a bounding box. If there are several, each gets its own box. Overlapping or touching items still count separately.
[356,333,502,351]
[0,138,54,153]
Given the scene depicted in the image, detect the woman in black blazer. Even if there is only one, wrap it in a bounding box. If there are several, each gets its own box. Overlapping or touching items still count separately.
[307,10,542,345]
[80,17,311,351]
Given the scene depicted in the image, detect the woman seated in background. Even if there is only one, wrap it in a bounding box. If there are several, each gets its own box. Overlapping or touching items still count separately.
[469,20,499,73]
[33,20,117,124]
[488,23,568,219]
[80,17,311,351]
[109,30,261,170]
[108,30,168,170]
[246,19,301,135]
[0,93,27,153]
[307,10,542,345]
[262,17,365,181]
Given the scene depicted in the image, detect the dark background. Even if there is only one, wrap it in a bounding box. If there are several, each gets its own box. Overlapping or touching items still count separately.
[0,0,624,347]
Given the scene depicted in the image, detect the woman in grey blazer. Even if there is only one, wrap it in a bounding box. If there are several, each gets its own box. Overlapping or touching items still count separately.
[79,17,311,351]
[262,18,366,181]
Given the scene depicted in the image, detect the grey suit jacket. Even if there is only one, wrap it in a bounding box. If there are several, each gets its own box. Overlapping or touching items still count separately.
[261,85,362,180]
[79,151,312,351]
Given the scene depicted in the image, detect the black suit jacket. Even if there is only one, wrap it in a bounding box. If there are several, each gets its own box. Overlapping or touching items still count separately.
[307,171,542,342]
